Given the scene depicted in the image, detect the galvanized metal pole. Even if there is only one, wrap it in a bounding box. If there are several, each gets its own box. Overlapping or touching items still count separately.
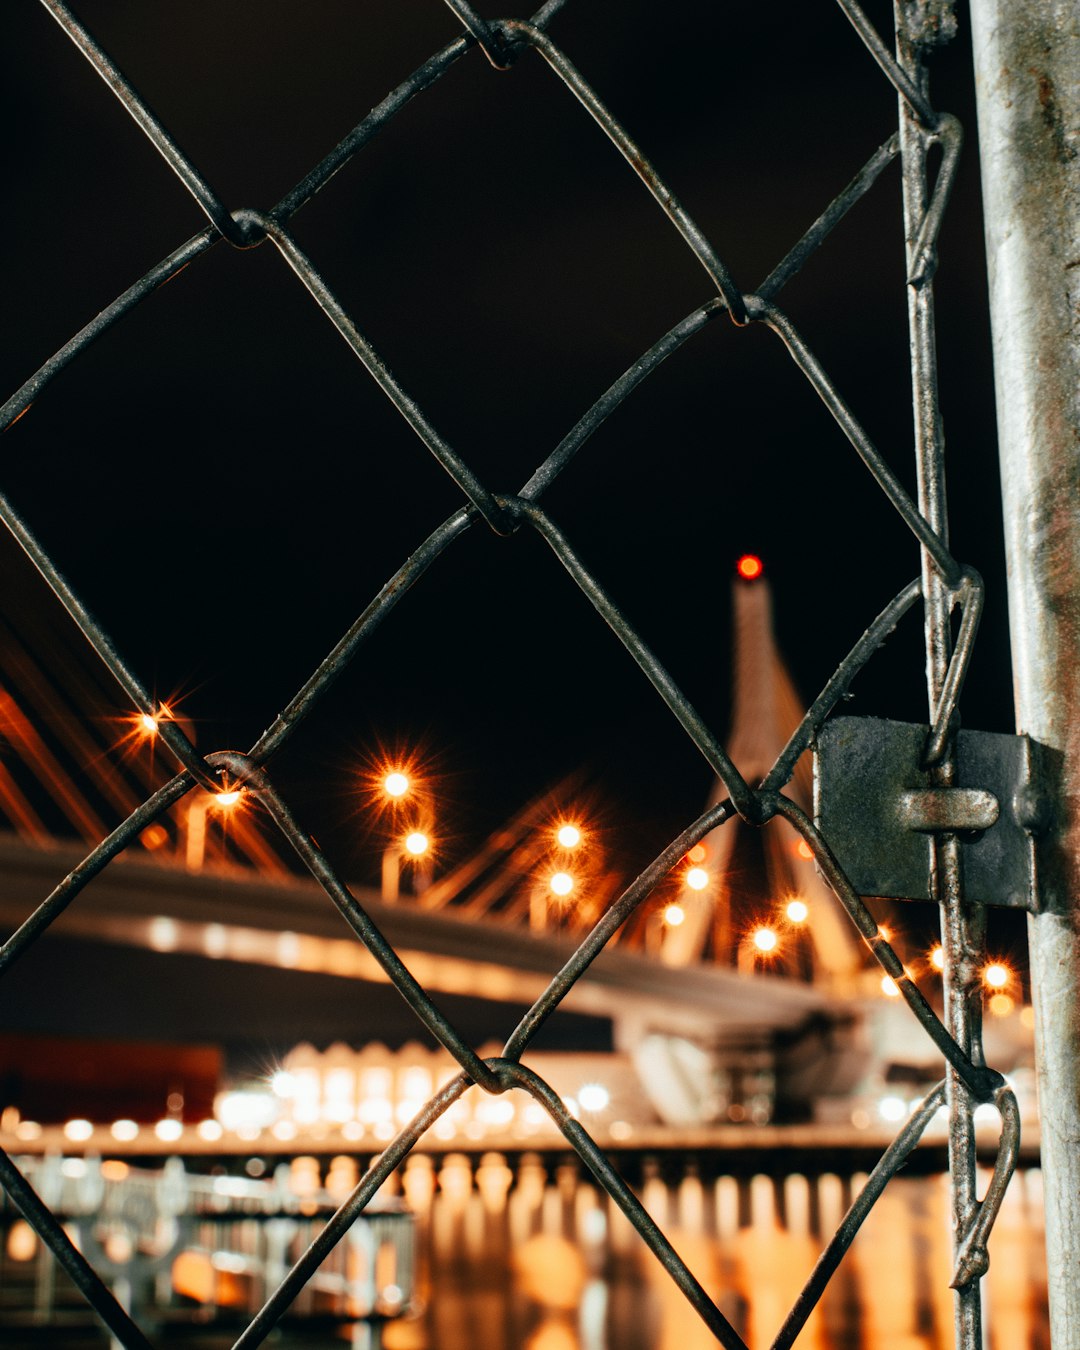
[970,2,1080,1343]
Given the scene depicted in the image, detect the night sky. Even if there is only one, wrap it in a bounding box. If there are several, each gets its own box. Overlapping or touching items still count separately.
[0,3,1021,1013]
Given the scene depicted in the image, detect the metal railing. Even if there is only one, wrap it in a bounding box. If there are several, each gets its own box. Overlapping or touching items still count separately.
[0,2,1032,1347]
[0,1156,414,1333]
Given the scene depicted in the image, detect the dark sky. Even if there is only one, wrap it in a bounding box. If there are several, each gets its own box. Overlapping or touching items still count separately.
[0,1,1013,895]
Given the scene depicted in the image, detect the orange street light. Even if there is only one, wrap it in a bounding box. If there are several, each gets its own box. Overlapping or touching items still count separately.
[984,962,1010,990]
[752,926,778,953]
[404,831,429,857]
[383,829,434,902]
[383,771,410,799]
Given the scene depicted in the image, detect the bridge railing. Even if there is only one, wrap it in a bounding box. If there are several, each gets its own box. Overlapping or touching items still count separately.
[0,1155,413,1336]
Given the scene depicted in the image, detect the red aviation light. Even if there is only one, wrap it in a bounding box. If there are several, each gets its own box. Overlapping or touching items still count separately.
[736,554,763,581]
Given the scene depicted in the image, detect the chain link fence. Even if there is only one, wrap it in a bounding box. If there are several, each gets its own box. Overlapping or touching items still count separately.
[0,2,1022,1346]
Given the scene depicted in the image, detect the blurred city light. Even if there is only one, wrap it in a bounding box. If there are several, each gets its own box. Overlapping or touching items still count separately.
[404,831,430,857]
[984,962,1010,990]
[879,1095,906,1122]
[578,1083,610,1114]
[384,771,409,799]
[752,927,778,953]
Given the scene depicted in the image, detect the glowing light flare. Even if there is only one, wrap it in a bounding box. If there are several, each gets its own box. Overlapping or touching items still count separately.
[404,831,430,857]
[215,789,242,809]
[383,771,410,799]
[989,993,1015,1017]
[881,975,901,997]
[785,898,809,923]
[577,1083,610,1114]
[549,871,574,897]
[555,823,582,849]
[685,866,709,892]
[121,702,173,749]
[736,554,764,581]
[796,839,814,861]
[751,926,778,953]
[982,962,1010,991]
[879,1095,906,1122]
[6,1220,37,1263]
[664,904,686,927]
[271,1070,297,1099]
[687,843,708,864]
[930,945,945,971]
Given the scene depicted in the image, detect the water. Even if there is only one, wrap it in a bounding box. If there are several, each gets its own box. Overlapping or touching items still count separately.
[0,1153,1050,1348]
[399,1154,1050,1350]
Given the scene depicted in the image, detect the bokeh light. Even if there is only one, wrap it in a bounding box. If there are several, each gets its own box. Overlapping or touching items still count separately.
[984,962,1010,990]
[404,831,430,857]
[752,927,778,953]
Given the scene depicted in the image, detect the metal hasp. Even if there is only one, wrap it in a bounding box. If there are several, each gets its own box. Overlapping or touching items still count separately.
[813,716,1044,910]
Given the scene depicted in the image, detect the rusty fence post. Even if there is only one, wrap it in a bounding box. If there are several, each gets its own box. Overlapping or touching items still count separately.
[970,2,1080,1343]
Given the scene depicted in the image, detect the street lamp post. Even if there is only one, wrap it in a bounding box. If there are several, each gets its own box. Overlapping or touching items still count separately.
[381,831,431,903]
[183,789,241,872]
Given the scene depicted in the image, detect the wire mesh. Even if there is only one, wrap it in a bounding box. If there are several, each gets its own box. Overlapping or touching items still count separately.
[0,2,1020,1347]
